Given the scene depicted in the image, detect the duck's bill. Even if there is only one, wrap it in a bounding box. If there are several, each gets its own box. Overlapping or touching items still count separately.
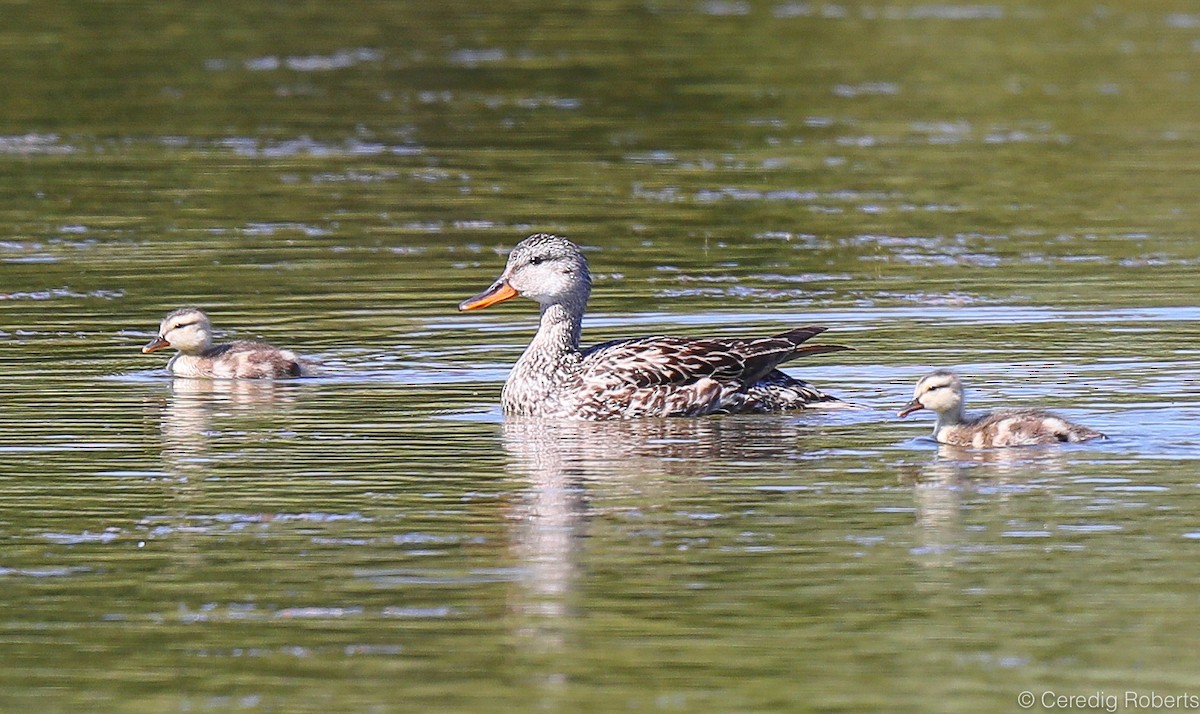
[458,280,517,311]
[142,336,170,353]
[897,400,924,418]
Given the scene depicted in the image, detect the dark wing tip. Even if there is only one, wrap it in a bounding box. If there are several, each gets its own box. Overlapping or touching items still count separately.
[773,325,829,344]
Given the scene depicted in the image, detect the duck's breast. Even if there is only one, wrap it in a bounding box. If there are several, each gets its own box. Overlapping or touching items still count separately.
[166,353,215,378]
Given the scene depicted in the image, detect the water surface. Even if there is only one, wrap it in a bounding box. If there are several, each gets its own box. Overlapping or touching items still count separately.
[3,2,1200,712]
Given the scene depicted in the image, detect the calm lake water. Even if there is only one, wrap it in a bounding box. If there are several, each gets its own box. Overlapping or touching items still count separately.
[4,2,1200,712]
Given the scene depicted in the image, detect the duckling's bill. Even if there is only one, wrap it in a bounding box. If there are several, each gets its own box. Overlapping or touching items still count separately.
[142,336,170,353]
[459,280,518,311]
[897,399,924,418]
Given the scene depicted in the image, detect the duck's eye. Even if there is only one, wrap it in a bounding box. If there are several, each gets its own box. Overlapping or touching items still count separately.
[529,255,545,266]
[170,321,197,331]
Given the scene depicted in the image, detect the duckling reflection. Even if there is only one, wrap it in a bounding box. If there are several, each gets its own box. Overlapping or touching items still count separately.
[899,458,963,572]
[142,378,305,595]
[903,444,1074,568]
[158,378,300,480]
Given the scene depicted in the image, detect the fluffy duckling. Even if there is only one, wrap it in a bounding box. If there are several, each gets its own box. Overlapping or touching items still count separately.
[898,369,1104,447]
[142,308,305,379]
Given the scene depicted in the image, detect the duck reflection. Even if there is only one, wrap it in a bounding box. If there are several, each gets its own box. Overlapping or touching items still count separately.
[498,415,813,683]
[502,415,807,481]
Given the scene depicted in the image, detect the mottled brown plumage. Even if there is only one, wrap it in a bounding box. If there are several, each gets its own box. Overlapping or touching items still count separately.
[898,370,1105,447]
[142,307,305,379]
[458,234,851,419]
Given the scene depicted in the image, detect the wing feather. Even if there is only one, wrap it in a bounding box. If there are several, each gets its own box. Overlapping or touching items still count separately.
[579,327,848,390]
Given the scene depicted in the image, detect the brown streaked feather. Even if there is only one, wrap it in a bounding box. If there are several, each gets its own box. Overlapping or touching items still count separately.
[720,369,843,412]
[580,326,850,390]
[570,377,726,420]
[567,333,849,417]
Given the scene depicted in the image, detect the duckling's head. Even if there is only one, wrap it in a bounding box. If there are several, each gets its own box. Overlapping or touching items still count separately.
[898,369,965,418]
[459,233,592,312]
[142,307,214,355]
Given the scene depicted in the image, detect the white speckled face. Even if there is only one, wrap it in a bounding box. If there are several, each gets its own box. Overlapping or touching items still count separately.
[912,370,964,414]
[156,309,214,354]
[503,234,592,306]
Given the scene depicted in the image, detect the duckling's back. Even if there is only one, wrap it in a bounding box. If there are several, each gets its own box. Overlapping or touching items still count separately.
[213,341,303,378]
[941,408,1105,448]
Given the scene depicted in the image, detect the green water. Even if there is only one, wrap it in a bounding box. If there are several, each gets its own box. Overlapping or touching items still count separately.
[3,1,1200,712]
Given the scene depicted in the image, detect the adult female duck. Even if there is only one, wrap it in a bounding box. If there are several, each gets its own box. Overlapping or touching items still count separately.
[458,233,851,419]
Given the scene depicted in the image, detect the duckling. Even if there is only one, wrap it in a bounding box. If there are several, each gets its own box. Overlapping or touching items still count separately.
[898,369,1104,447]
[141,307,305,379]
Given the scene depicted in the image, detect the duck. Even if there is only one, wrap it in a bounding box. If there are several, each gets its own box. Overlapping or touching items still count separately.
[898,369,1105,447]
[141,307,305,379]
[457,233,852,419]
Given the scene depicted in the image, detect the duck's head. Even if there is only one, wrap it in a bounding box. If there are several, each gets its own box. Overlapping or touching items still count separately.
[142,307,214,355]
[898,369,964,418]
[458,233,592,312]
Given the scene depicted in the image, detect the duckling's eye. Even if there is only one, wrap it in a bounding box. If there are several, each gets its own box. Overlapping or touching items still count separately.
[170,321,197,330]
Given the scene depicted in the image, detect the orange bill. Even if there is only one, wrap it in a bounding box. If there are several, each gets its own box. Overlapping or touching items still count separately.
[897,399,924,418]
[142,336,170,353]
[458,280,518,311]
